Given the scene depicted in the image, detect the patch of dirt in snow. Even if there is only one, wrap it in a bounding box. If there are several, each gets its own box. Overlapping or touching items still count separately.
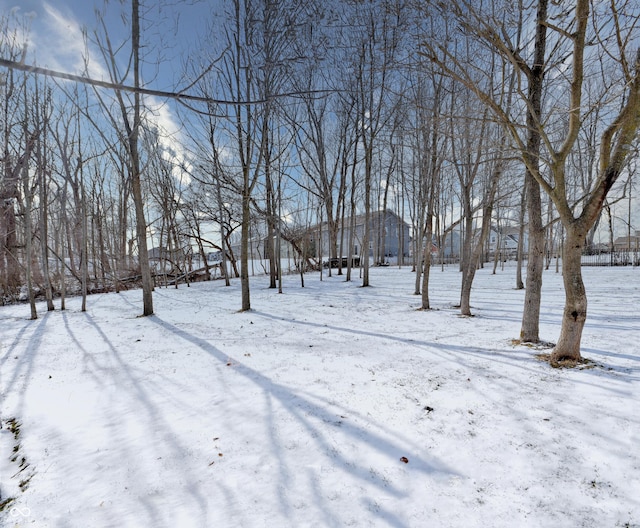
[0,417,34,515]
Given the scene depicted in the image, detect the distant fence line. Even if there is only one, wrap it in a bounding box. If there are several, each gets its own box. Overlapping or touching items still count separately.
[580,249,640,267]
[426,249,640,268]
[193,248,640,274]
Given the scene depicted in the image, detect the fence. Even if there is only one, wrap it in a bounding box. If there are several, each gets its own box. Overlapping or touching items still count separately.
[581,249,640,267]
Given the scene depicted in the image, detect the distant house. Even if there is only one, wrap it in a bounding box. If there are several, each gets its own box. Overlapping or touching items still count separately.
[315,209,411,262]
[436,230,461,259]
[207,250,223,264]
[227,209,410,266]
[613,231,640,251]
[488,226,526,257]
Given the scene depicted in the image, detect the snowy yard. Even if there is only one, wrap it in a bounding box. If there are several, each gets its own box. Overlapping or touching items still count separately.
[0,264,638,527]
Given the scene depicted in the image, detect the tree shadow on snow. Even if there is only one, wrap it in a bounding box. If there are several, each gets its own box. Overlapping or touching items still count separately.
[77,312,210,528]
[0,314,49,417]
[150,315,458,527]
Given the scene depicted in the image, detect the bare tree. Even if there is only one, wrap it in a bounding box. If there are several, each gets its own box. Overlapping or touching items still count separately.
[34,80,55,311]
[0,14,31,303]
[457,45,518,317]
[422,0,640,364]
[402,69,446,309]
[290,83,346,277]
[20,78,38,319]
[218,0,268,311]
[92,0,154,315]
[518,0,546,343]
[350,0,405,287]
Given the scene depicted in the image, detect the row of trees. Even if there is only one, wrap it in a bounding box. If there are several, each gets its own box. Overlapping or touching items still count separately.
[0,0,638,365]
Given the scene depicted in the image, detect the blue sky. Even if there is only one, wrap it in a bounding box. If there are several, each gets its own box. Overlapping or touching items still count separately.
[2,0,211,90]
[0,0,220,180]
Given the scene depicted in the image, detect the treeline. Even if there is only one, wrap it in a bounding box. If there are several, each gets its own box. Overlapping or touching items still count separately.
[0,0,638,363]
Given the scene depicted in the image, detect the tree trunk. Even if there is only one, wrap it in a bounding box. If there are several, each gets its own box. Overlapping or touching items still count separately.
[240,190,251,311]
[22,160,37,320]
[60,222,66,310]
[24,198,37,320]
[338,178,347,277]
[346,142,358,283]
[81,178,88,312]
[346,202,356,283]
[550,227,587,365]
[398,164,406,268]
[460,158,502,316]
[38,144,54,312]
[459,192,474,315]
[362,152,371,287]
[318,205,323,281]
[520,174,545,341]
[216,176,231,287]
[131,0,153,316]
[515,182,526,289]
[96,200,109,291]
[519,0,548,342]
[420,232,432,309]
[264,139,277,289]
[378,178,391,265]
[420,170,438,309]
[414,226,423,296]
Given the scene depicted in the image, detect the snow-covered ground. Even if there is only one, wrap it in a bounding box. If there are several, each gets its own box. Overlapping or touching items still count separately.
[0,264,638,528]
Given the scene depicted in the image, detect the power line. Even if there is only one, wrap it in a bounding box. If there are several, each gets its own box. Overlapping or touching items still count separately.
[0,57,333,106]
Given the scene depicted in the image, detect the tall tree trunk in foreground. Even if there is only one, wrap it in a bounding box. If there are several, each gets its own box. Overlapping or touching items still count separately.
[22,85,37,320]
[553,227,587,362]
[240,190,252,311]
[515,184,526,290]
[550,48,640,364]
[130,0,154,315]
[519,0,547,343]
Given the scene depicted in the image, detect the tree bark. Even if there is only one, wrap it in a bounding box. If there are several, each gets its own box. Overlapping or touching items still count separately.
[551,227,587,365]
[36,87,54,311]
[515,184,526,289]
[21,100,37,319]
[460,153,502,316]
[80,177,88,312]
[420,206,434,309]
[1,70,23,300]
[240,189,251,311]
[362,145,371,287]
[519,0,548,342]
[23,190,37,320]
[520,173,545,341]
[130,0,153,316]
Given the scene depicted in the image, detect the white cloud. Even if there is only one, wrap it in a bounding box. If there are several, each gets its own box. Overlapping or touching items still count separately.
[28,3,188,186]
[145,95,190,186]
[35,2,107,81]
[19,1,189,190]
